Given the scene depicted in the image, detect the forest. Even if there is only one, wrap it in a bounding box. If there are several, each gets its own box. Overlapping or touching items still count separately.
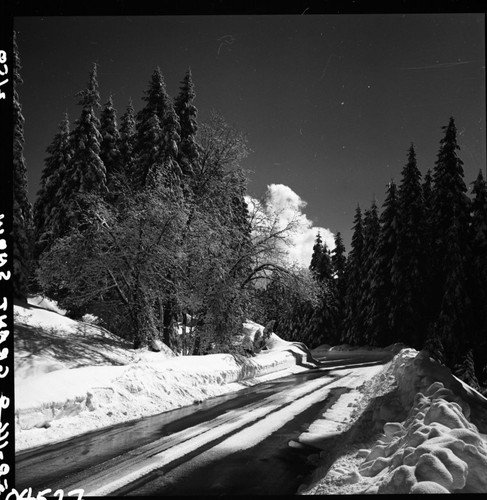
[11,32,487,393]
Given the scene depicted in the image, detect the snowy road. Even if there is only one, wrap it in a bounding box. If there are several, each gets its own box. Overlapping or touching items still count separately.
[15,353,392,496]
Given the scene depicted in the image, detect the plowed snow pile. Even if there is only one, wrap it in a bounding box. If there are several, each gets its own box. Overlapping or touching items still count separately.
[14,299,316,452]
[301,349,487,494]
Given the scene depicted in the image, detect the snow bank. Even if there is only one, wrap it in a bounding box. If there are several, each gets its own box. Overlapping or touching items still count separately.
[15,347,315,434]
[14,301,139,380]
[303,348,487,495]
[14,301,317,451]
[392,348,487,433]
[358,380,487,493]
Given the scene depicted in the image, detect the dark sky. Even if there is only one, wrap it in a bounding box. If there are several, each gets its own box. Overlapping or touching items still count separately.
[14,11,486,252]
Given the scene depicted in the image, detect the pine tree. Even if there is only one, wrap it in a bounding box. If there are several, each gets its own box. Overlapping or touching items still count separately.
[431,118,471,292]
[119,99,137,181]
[395,144,426,348]
[309,234,333,288]
[470,169,487,286]
[135,112,164,188]
[174,68,199,177]
[470,169,487,385]
[359,200,380,345]
[12,31,33,300]
[134,68,180,189]
[77,62,101,110]
[99,95,122,195]
[422,169,434,220]
[309,232,324,279]
[160,98,183,184]
[318,243,334,283]
[331,231,346,281]
[318,242,339,344]
[33,114,72,259]
[422,168,434,256]
[423,322,446,366]
[307,233,338,345]
[366,181,400,346]
[421,168,436,329]
[421,168,434,263]
[430,117,473,372]
[343,205,364,344]
[435,216,474,374]
[136,67,167,129]
[331,231,347,342]
[148,98,184,341]
[61,63,107,233]
[453,348,480,391]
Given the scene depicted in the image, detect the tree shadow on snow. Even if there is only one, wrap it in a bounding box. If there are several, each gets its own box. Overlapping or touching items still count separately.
[13,322,133,368]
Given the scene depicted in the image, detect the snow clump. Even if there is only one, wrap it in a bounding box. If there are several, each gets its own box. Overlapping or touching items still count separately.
[358,380,487,493]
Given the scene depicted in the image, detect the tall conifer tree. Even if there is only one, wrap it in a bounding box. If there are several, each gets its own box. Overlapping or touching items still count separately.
[318,243,333,283]
[308,233,336,345]
[421,168,436,329]
[422,169,434,221]
[431,118,471,296]
[343,205,364,344]
[435,216,476,384]
[395,144,426,347]
[12,31,33,300]
[319,242,339,344]
[470,169,487,384]
[331,231,347,342]
[331,232,346,280]
[309,232,333,283]
[61,63,107,233]
[430,117,473,373]
[366,181,400,346]
[161,98,183,185]
[119,99,137,184]
[174,68,199,177]
[137,113,164,188]
[100,95,122,195]
[422,168,434,264]
[309,232,324,279]
[137,67,167,127]
[33,114,72,258]
[359,200,380,344]
[134,68,183,189]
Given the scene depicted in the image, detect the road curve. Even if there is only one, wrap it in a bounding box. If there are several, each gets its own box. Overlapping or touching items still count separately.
[16,351,392,496]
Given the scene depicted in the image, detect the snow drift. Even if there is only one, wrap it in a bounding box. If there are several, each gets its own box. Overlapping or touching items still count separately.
[358,349,487,494]
[14,299,318,451]
[303,348,487,494]
[358,380,487,493]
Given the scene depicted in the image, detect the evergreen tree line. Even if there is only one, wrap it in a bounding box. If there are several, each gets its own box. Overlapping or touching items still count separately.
[13,33,302,355]
[306,121,487,391]
[12,32,486,382]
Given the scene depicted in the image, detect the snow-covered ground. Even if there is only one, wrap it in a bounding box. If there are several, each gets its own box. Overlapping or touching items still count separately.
[13,297,487,494]
[300,348,487,494]
[13,298,317,452]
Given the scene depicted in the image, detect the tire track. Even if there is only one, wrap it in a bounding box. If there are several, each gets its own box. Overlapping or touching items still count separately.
[44,373,348,496]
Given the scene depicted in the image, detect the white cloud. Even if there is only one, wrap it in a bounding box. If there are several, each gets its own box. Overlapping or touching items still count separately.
[246,184,335,269]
